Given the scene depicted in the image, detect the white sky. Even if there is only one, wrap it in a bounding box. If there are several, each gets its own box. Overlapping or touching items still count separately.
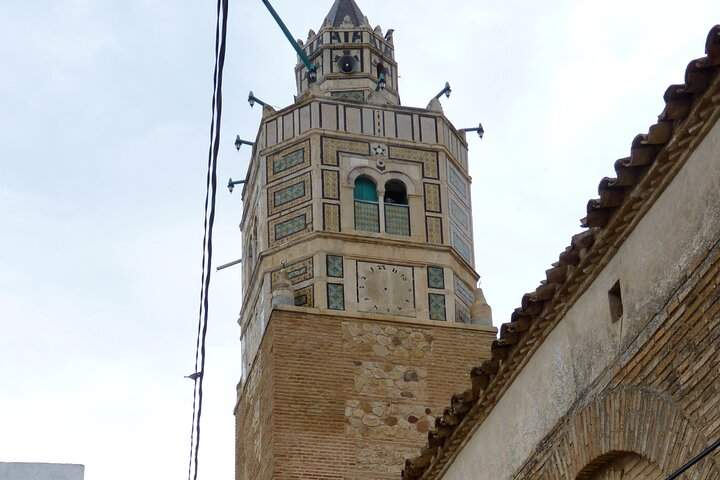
[0,1,717,479]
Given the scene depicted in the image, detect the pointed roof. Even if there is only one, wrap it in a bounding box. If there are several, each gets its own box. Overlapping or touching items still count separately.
[325,0,366,28]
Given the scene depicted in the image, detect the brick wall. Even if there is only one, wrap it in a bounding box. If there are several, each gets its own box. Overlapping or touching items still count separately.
[235,310,495,479]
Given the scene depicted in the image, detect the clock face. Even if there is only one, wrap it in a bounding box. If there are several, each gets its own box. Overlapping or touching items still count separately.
[357,262,415,315]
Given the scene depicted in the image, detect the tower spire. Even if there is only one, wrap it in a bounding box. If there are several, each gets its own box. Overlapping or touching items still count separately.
[324,0,367,28]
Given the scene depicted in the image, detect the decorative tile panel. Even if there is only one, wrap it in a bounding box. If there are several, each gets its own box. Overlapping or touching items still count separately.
[355,201,380,232]
[269,205,312,246]
[331,91,364,102]
[450,198,470,230]
[454,274,475,306]
[323,203,341,232]
[426,216,442,244]
[274,149,304,174]
[274,182,304,205]
[452,230,473,265]
[427,267,445,289]
[388,146,438,179]
[456,303,471,324]
[428,294,447,321]
[322,170,340,199]
[385,204,410,236]
[267,141,310,183]
[454,275,474,324]
[327,255,344,278]
[327,283,345,310]
[322,137,370,166]
[447,162,468,198]
[424,183,441,213]
[267,172,311,216]
[271,257,314,288]
[294,285,314,307]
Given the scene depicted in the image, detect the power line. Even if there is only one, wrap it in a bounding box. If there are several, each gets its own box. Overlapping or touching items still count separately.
[666,438,720,480]
[187,0,229,479]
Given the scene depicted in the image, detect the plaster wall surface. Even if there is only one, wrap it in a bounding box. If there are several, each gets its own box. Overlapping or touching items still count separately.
[441,118,720,480]
[0,463,84,480]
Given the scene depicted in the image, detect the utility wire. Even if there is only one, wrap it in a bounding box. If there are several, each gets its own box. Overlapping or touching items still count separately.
[666,437,720,480]
[187,0,229,478]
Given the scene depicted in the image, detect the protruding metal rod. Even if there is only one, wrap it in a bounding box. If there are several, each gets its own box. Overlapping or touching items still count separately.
[260,0,317,81]
[228,178,246,194]
[434,81,451,100]
[235,136,254,150]
[216,258,243,271]
[461,123,485,139]
[248,91,266,108]
[666,438,720,480]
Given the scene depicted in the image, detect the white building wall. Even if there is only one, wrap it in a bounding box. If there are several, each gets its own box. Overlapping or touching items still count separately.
[442,119,720,479]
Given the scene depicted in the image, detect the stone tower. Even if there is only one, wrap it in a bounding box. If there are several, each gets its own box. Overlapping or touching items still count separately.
[234,1,496,478]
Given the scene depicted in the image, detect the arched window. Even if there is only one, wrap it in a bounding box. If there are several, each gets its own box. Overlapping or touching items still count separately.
[384,180,410,236]
[354,177,379,232]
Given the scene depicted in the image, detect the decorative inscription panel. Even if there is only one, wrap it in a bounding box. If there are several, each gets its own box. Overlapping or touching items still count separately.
[267,172,311,216]
[267,141,310,183]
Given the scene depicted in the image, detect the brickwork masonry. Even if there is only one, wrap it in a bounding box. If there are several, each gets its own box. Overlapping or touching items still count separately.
[235,310,495,479]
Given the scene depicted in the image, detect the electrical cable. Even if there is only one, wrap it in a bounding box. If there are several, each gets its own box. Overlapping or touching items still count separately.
[187,0,229,478]
[666,437,720,480]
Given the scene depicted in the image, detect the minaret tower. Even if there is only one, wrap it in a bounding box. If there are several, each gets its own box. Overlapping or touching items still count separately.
[235,1,495,478]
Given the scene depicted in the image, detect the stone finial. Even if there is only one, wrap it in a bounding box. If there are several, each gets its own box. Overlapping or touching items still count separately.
[367,89,391,106]
[261,103,277,118]
[426,97,443,113]
[272,263,294,308]
[470,285,493,326]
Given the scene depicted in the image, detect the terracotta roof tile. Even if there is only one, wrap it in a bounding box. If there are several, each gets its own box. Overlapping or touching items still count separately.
[402,24,720,480]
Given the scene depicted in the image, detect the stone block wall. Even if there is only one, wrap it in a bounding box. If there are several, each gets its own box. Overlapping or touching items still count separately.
[235,309,495,479]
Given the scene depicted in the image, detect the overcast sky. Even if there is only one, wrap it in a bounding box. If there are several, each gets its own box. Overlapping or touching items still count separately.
[0,1,717,479]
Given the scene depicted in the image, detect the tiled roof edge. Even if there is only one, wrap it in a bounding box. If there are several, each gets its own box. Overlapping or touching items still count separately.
[402,24,720,480]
